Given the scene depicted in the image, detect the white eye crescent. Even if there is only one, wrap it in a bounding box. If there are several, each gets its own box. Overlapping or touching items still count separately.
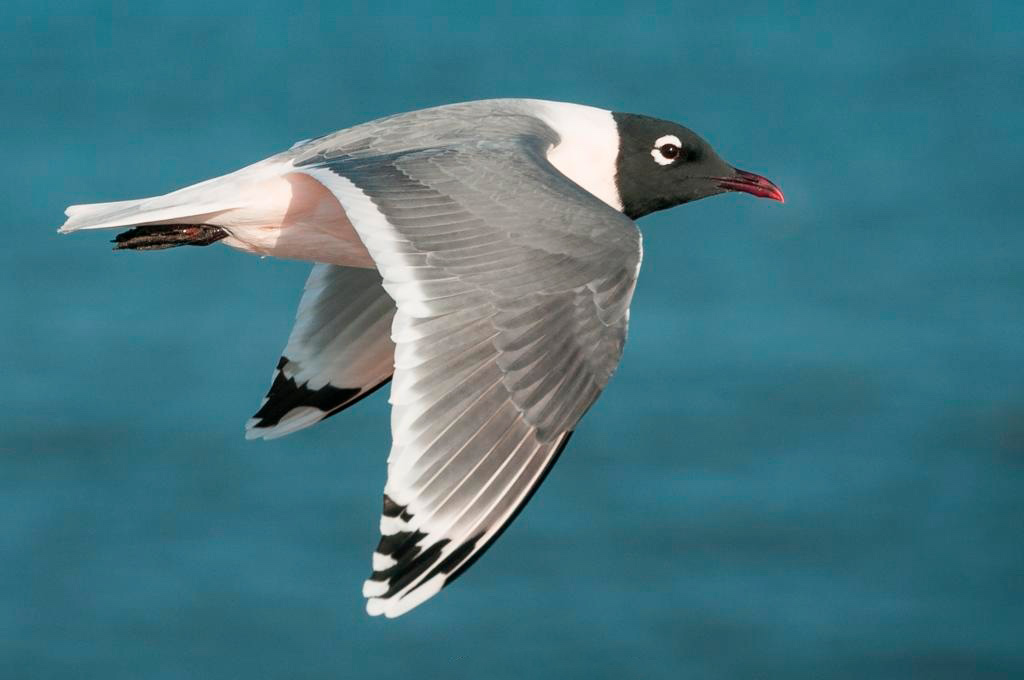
[651,134,683,166]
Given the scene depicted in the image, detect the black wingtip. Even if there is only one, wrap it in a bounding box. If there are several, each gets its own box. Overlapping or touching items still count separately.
[365,430,577,608]
[247,357,393,432]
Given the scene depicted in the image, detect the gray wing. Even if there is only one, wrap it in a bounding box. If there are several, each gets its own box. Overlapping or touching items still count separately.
[246,265,395,440]
[297,135,641,617]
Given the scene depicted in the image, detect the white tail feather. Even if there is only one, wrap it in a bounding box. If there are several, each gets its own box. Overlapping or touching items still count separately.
[58,159,287,233]
[59,156,375,267]
[60,202,236,233]
[65,198,145,219]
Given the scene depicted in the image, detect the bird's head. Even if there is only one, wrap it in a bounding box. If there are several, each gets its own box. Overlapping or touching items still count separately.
[612,112,784,219]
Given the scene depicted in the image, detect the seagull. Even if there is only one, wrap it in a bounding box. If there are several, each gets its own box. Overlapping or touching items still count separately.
[59,99,783,618]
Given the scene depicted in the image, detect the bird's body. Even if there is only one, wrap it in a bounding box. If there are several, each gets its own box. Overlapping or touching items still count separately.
[63,100,622,267]
[60,99,782,617]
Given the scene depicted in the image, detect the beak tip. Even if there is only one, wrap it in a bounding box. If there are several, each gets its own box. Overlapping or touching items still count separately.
[718,168,785,204]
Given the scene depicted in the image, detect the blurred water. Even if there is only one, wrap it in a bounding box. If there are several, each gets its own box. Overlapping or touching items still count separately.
[2,2,1022,678]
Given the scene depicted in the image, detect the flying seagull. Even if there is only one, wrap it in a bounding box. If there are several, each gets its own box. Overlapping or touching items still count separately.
[59,99,783,618]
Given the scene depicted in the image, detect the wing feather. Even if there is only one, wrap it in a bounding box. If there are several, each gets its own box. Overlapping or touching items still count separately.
[246,265,395,440]
[297,132,641,617]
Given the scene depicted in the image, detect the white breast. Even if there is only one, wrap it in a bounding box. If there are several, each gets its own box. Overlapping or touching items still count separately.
[532,101,623,212]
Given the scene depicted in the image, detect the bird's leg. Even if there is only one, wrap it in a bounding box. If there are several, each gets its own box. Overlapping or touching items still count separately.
[112,224,229,251]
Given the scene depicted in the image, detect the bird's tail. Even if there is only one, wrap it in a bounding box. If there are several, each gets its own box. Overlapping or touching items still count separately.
[61,201,230,233]
[58,159,284,234]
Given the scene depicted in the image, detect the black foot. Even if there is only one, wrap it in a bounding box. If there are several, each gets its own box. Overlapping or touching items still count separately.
[112,224,228,251]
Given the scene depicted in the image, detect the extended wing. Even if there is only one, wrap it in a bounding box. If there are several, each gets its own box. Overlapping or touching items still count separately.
[297,135,641,617]
[247,264,395,440]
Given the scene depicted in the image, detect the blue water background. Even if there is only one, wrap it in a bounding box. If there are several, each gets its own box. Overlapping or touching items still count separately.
[2,2,1022,678]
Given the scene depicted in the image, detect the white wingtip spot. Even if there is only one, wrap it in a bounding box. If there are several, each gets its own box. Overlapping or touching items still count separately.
[362,579,389,598]
[372,552,397,571]
[244,418,265,440]
[379,514,407,536]
[366,597,387,617]
[384,574,446,618]
[244,406,327,441]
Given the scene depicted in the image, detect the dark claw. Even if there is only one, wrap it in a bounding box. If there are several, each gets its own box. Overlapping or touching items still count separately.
[112,224,228,251]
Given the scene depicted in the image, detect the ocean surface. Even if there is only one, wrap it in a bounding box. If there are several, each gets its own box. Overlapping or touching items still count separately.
[2,2,1022,678]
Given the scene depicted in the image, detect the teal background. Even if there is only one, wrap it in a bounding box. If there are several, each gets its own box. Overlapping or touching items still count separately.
[2,2,1022,678]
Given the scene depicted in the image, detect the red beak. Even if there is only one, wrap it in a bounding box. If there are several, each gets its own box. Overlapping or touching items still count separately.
[715,168,785,203]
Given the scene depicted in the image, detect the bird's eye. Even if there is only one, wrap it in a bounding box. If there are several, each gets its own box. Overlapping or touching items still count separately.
[651,134,684,166]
